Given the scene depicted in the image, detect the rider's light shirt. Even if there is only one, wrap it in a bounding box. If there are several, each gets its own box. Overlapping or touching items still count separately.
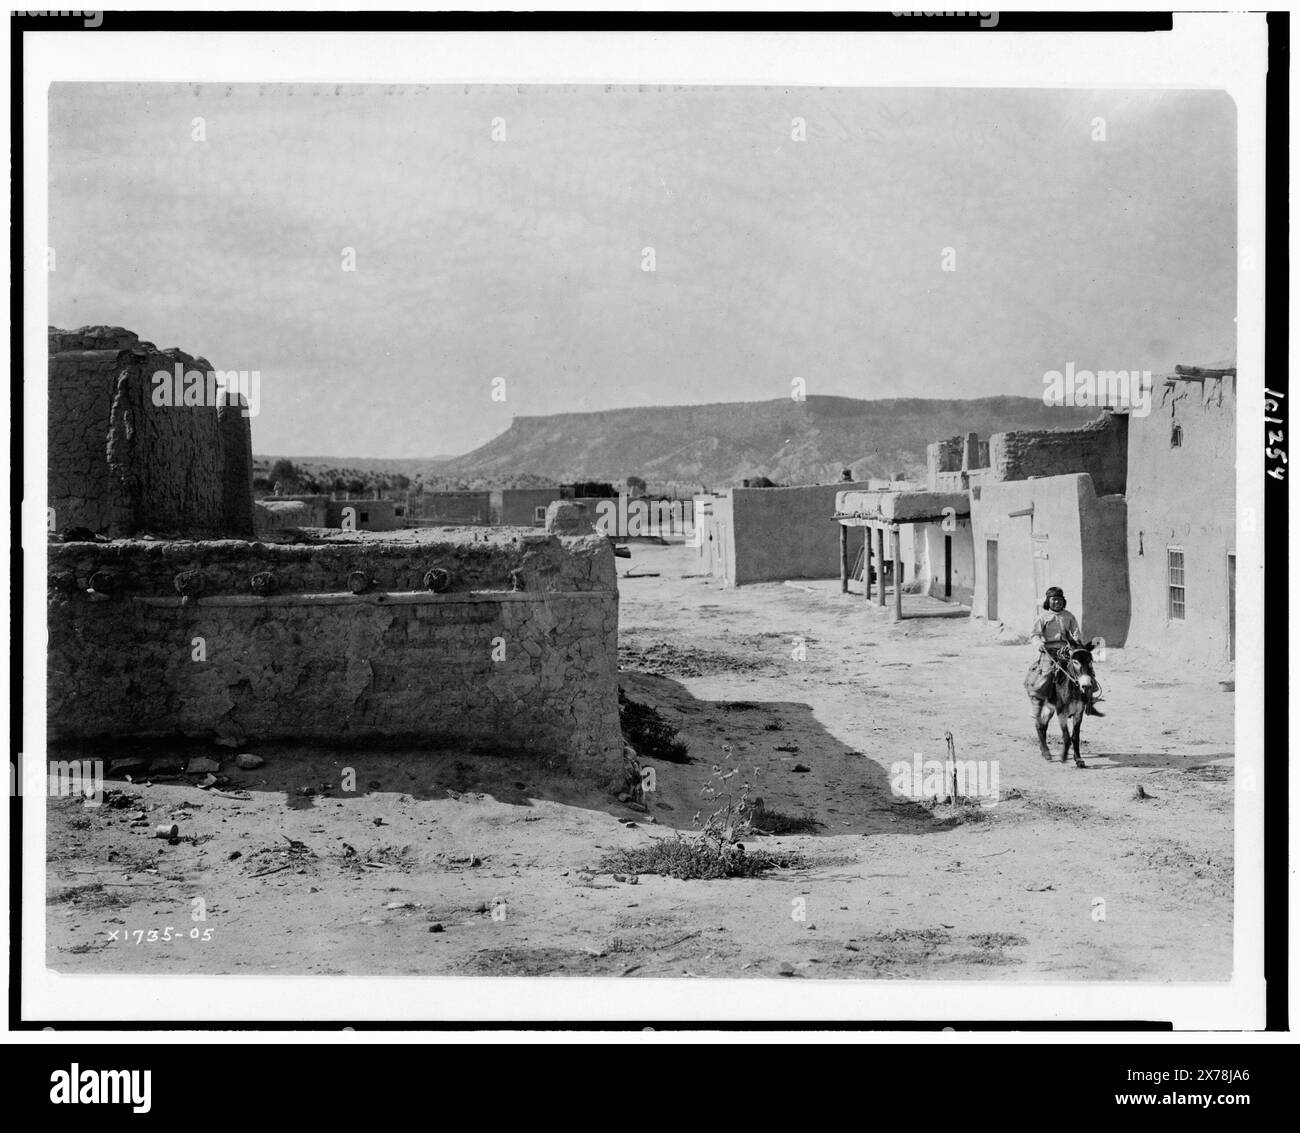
[1032,609,1080,646]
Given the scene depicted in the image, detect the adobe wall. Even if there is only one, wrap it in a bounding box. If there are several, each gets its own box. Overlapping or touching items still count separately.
[254,500,315,531]
[48,326,254,538]
[728,482,874,585]
[1126,377,1236,667]
[988,412,1129,496]
[494,488,566,526]
[419,490,492,525]
[265,495,330,526]
[47,530,624,786]
[970,474,1128,645]
[327,498,398,531]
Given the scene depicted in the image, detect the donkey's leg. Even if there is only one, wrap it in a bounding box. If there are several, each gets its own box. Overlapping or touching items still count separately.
[1032,698,1051,759]
[1071,712,1086,768]
[1058,710,1072,762]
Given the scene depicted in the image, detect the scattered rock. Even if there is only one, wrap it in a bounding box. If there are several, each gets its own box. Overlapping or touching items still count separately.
[776,961,796,976]
[626,801,648,813]
[149,755,184,774]
[228,851,242,861]
[792,764,811,773]
[470,856,482,867]
[845,943,860,952]
[235,753,264,770]
[1134,785,1155,801]
[108,757,149,774]
[617,792,630,803]
[186,757,220,774]
[429,924,444,933]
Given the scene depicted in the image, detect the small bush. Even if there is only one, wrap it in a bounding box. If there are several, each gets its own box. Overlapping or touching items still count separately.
[601,837,804,880]
[750,801,820,836]
[619,689,689,764]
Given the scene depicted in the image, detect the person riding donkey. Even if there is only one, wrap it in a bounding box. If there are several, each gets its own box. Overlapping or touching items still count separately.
[1026,586,1103,716]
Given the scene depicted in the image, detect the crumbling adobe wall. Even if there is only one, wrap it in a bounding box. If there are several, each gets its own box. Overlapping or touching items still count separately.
[48,326,254,538]
[988,412,1129,496]
[46,530,623,785]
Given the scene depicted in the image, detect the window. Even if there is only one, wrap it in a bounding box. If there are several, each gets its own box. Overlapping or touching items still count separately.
[1167,548,1186,620]
[534,506,547,524]
[1170,423,1183,447]
[359,512,370,524]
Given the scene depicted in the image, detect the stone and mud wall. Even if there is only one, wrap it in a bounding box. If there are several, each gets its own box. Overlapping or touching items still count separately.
[47,530,625,786]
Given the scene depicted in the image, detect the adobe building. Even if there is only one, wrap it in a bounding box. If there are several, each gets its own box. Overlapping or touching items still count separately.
[968,412,1130,645]
[492,487,568,526]
[695,478,875,586]
[414,489,494,526]
[48,326,254,538]
[327,497,398,531]
[835,413,1131,640]
[1125,365,1236,668]
[410,487,566,527]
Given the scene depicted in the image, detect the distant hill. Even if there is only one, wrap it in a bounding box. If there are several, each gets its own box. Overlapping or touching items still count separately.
[429,395,1101,488]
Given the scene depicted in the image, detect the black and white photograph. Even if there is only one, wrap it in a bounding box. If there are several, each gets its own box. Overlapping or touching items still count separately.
[15,9,1280,1047]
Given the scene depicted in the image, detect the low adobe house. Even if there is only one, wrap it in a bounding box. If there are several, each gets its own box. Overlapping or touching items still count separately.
[966,413,1130,644]
[695,477,876,586]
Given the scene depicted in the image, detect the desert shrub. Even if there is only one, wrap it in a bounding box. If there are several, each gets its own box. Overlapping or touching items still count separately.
[618,690,689,764]
[602,836,803,880]
[749,799,820,835]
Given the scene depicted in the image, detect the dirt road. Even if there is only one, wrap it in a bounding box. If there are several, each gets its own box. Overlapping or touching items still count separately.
[48,541,1233,980]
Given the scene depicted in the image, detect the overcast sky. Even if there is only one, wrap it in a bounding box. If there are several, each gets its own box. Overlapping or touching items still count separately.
[49,84,1236,458]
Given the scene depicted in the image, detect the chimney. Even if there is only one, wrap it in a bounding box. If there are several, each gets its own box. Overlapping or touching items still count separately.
[962,432,980,471]
[840,468,853,482]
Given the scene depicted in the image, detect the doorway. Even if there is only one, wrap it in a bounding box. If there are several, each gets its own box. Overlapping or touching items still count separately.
[943,534,953,599]
[1228,554,1236,662]
[986,540,999,621]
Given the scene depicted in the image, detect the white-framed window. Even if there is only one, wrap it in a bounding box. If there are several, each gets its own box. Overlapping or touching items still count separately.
[534,506,547,524]
[1167,546,1186,620]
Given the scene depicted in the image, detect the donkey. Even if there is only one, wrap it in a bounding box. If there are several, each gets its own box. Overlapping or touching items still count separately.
[1027,641,1104,767]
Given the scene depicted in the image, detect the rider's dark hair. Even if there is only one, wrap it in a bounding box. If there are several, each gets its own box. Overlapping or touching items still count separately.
[1042,587,1067,610]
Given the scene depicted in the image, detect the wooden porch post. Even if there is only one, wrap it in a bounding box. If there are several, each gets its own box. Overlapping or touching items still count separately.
[839,523,849,594]
[876,526,887,607]
[863,527,871,600]
[892,525,904,621]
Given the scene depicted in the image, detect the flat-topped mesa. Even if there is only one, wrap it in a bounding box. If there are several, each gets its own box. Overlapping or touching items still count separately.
[46,529,624,785]
[48,325,255,539]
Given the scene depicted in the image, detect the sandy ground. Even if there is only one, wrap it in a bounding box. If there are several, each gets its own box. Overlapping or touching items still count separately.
[47,541,1233,980]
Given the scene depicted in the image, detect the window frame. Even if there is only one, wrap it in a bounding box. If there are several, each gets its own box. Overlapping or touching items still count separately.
[1167,546,1186,620]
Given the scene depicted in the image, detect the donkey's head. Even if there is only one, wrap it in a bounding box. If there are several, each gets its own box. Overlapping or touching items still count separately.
[1067,640,1102,694]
